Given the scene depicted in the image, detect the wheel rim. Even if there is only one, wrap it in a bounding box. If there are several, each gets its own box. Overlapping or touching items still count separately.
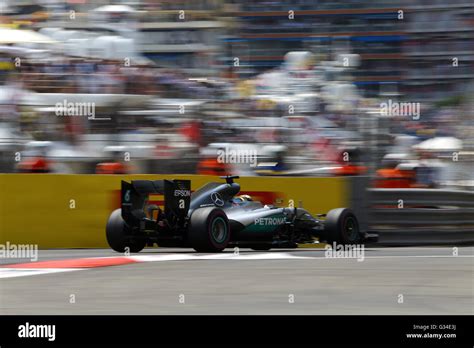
[211,217,227,243]
[344,216,359,241]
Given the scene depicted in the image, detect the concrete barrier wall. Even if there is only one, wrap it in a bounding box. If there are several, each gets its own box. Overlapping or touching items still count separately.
[368,188,474,244]
[0,174,349,248]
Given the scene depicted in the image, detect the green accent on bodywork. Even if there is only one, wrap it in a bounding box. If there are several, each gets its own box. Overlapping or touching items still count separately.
[241,213,287,233]
[211,216,227,243]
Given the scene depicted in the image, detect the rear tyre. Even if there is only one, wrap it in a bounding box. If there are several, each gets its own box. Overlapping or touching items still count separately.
[189,208,230,252]
[106,209,146,253]
[324,208,361,245]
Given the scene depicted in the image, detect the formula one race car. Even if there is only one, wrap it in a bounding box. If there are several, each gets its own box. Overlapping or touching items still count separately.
[106,176,373,253]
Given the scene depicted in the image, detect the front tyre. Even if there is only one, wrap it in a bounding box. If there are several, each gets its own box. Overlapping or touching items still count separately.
[106,209,146,253]
[188,208,230,252]
[324,208,361,245]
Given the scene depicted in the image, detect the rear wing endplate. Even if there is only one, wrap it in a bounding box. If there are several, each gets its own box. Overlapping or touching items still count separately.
[121,179,191,223]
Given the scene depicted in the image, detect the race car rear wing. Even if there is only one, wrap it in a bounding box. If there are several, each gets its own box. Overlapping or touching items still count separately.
[121,179,191,224]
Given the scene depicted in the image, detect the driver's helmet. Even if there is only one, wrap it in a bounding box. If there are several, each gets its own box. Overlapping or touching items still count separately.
[232,194,253,205]
[239,194,253,201]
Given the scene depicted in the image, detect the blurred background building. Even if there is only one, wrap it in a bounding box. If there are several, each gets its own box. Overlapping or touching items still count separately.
[224,0,474,101]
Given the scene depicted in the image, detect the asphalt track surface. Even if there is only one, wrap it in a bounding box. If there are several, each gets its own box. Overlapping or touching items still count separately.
[1,247,473,315]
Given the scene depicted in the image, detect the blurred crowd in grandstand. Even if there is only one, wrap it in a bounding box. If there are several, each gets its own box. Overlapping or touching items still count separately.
[0,0,473,189]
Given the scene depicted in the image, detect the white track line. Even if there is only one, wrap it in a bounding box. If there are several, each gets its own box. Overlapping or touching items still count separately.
[359,255,473,259]
[0,268,81,279]
[1,253,472,279]
[130,252,311,262]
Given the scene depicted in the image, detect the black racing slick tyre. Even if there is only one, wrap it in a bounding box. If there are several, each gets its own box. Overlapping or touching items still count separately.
[188,208,230,252]
[106,209,146,253]
[324,208,361,245]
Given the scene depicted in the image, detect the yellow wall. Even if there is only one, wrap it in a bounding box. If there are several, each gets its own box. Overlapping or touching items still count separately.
[0,174,349,248]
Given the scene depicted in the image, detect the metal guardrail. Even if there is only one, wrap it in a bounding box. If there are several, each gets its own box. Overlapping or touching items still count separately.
[368,188,474,245]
